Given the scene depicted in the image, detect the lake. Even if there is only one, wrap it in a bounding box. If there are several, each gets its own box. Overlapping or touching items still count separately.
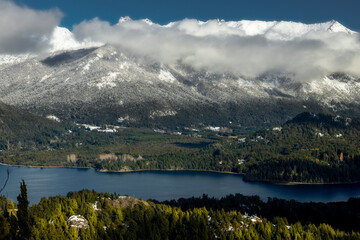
[1,164,360,204]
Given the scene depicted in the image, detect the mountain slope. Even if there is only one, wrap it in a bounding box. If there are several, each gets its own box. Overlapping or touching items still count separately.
[0,19,358,130]
[240,112,360,183]
[0,44,335,129]
[0,101,64,150]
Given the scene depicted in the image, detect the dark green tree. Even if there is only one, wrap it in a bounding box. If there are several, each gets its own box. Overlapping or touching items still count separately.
[17,179,31,239]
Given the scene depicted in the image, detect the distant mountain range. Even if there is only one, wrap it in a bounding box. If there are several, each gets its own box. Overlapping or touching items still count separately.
[0,19,359,129]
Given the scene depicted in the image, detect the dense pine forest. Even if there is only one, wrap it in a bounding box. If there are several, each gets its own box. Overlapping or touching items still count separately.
[1,183,360,240]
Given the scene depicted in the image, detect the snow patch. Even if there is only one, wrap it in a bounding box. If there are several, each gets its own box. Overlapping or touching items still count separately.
[272,127,282,131]
[158,70,176,83]
[46,115,60,122]
[118,16,132,24]
[91,72,120,89]
[150,110,177,119]
[78,123,118,133]
[154,129,166,134]
[206,126,220,132]
[120,62,130,70]
[306,76,351,95]
[40,74,52,82]
[169,19,355,40]
[0,54,32,66]
[316,132,324,137]
[83,56,101,72]
[142,18,154,25]
[117,115,135,123]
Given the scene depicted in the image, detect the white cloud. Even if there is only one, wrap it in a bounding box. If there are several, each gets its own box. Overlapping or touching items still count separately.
[73,18,360,81]
[1,1,359,82]
[0,0,62,54]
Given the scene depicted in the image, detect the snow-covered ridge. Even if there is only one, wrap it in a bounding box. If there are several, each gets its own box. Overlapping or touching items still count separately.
[117,17,356,40]
[0,54,33,66]
[0,18,355,66]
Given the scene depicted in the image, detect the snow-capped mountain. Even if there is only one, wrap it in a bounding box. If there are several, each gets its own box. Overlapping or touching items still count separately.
[165,19,355,40]
[0,19,359,129]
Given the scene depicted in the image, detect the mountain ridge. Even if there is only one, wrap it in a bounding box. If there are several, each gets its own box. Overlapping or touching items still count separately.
[0,19,358,129]
[0,18,356,67]
[0,44,337,129]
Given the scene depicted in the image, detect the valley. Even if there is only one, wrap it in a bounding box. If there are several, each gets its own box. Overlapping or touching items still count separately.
[1,101,360,185]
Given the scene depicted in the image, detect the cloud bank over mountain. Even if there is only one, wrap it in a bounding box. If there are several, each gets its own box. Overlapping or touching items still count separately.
[0,0,62,54]
[1,0,359,81]
[72,18,360,81]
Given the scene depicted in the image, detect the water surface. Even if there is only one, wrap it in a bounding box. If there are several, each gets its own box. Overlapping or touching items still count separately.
[1,165,359,204]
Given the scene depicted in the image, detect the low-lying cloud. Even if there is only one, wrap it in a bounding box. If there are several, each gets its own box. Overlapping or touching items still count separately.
[0,0,62,54]
[73,18,360,81]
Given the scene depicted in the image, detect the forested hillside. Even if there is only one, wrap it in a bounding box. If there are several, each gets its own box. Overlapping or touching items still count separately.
[1,109,360,184]
[241,112,360,183]
[93,112,360,183]
[0,101,66,150]
[1,186,359,240]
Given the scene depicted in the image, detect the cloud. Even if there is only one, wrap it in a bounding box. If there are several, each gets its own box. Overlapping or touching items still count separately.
[0,0,62,54]
[1,2,359,82]
[73,18,360,81]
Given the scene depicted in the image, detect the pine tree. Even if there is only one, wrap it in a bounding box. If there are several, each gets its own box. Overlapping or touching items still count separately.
[17,179,31,239]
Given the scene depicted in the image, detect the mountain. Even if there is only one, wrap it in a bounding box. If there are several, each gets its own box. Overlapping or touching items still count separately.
[0,19,358,130]
[165,19,356,40]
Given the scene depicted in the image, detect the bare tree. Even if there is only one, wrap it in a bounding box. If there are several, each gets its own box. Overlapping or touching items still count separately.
[0,169,10,194]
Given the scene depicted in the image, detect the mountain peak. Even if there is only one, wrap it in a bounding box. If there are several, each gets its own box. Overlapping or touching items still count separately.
[141,18,154,25]
[118,16,132,24]
[326,20,355,34]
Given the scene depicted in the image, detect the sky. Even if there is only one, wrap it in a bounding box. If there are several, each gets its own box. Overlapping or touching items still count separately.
[11,0,360,31]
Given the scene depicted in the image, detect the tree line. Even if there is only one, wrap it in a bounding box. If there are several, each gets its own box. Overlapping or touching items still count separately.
[1,182,360,239]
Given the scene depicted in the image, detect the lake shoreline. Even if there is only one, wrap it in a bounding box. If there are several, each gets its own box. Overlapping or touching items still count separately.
[1,162,359,185]
[1,163,360,204]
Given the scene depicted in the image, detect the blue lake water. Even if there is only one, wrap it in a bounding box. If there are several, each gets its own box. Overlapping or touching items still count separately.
[1,164,359,204]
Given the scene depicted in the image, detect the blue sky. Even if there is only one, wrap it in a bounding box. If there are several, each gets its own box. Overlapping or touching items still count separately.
[13,0,360,30]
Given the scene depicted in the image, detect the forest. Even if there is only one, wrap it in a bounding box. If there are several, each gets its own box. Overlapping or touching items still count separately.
[1,182,360,240]
[91,113,360,183]
[1,112,360,184]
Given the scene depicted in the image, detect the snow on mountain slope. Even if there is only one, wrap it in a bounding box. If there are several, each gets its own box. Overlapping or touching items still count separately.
[0,19,359,128]
[0,54,33,68]
[162,19,355,40]
[0,43,359,128]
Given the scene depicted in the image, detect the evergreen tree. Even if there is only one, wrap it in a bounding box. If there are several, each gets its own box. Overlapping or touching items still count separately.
[17,179,31,239]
